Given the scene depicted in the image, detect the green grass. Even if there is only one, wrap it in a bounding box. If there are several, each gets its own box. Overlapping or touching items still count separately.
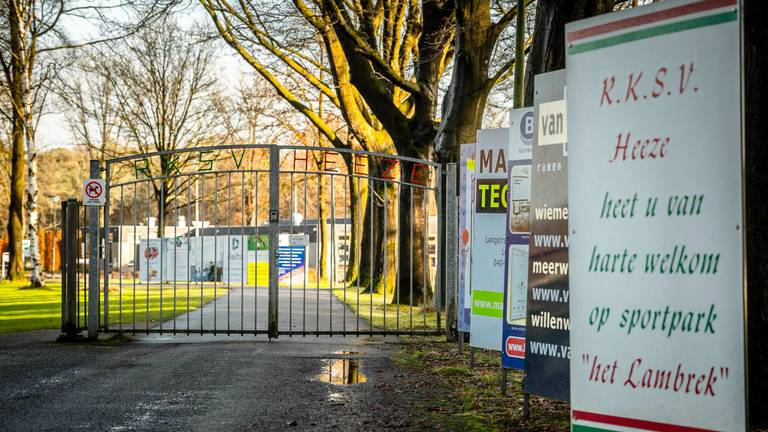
[331,287,440,332]
[0,280,66,333]
[0,279,220,334]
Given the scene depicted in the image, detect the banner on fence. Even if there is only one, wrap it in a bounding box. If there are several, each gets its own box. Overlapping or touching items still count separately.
[523,69,570,401]
[502,107,534,370]
[470,128,509,351]
[567,1,745,430]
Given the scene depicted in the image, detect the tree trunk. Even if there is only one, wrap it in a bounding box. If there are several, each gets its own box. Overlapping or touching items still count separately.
[25,123,43,286]
[357,158,396,295]
[7,0,27,282]
[374,179,397,297]
[317,172,330,282]
[396,160,431,305]
[523,0,615,106]
[434,0,493,164]
[745,1,768,426]
[341,154,368,284]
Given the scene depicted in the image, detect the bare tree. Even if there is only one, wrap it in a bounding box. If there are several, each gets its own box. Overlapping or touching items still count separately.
[200,0,457,302]
[100,20,222,236]
[0,0,176,284]
[57,56,126,163]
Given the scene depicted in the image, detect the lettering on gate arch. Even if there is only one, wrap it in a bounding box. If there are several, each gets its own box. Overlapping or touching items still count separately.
[230,150,246,169]
[323,151,340,173]
[381,158,399,180]
[163,154,183,176]
[410,162,430,186]
[353,154,368,176]
[134,158,151,178]
[293,150,309,171]
[198,150,216,172]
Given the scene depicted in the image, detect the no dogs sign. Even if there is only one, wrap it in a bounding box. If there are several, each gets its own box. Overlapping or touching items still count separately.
[82,179,106,206]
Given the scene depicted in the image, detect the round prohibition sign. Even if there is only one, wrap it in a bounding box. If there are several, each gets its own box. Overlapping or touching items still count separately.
[85,180,103,199]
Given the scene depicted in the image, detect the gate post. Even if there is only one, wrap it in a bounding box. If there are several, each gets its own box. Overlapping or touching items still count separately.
[444,163,458,341]
[268,146,280,339]
[59,199,81,340]
[87,160,101,340]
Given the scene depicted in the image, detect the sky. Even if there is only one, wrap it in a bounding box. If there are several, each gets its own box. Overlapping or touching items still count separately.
[37,1,250,150]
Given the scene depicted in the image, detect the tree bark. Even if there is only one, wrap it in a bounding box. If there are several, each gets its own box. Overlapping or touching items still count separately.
[396,160,431,305]
[434,0,494,164]
[7,0,27,282]
[745,1,767,427]
[357,158,395,295]
[317,172,330,282]
[341,153,368,284]
[523,0,614,106]
[25,123,43,286]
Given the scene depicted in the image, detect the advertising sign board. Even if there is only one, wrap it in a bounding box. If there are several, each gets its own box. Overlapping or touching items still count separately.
[567,1,745,430]
[501,107,534,370]
[458,143,476,333]
[470,129,509,350]
[523,70,570,401]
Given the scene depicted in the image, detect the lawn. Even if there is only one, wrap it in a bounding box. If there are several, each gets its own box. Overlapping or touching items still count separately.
[0,279,220,334]
[331,287,441,333]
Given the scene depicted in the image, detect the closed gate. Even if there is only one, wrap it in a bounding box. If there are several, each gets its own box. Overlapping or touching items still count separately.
[60,145,455,339]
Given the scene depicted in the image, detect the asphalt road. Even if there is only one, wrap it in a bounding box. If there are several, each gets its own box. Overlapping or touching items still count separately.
[0,289,438,431]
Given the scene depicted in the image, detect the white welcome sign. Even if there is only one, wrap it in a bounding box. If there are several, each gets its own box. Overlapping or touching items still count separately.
[567,1,745,431]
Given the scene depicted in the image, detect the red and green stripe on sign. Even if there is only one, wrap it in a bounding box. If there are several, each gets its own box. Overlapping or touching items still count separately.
[572,410,717,432]
[567,0,737,55]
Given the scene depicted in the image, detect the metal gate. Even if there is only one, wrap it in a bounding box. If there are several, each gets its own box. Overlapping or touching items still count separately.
[60,145,455,339]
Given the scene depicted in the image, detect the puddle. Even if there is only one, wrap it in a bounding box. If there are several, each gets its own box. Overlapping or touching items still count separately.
[317,352,367,385]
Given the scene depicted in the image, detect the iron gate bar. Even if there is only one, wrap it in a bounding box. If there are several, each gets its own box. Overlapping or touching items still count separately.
[104,163,111,332]
[241,171,245,335]
[289,171,293,337]
[254,169,260,334]
[342,171,348,335]
[356,175,361,334]
[133,182,138,330]
[316,173,321,335]
[369,175,374,337]
[146,181,151,334]
[268,145,279,339]
[303,171,308,334]
[119,185,124,332]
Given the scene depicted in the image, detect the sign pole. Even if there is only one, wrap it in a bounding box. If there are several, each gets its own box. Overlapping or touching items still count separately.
[87,160,101,340]
[445,163,458,341]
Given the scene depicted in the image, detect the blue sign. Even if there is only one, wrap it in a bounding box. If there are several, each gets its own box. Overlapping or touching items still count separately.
[501,158,531,370]
[502,107,534,370]
[277,246,305,278]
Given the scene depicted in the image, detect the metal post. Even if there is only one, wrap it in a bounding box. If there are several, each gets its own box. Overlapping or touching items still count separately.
[435,164,444,334]
[66,200,79,335]
[267,146,280,339]
[523,392,530,419]
[103,163,110,330]
[445,163,457,341]
[88,160,101,339]
[60,200,66,332]
[501,368,508,395]
[59,199,80,340]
